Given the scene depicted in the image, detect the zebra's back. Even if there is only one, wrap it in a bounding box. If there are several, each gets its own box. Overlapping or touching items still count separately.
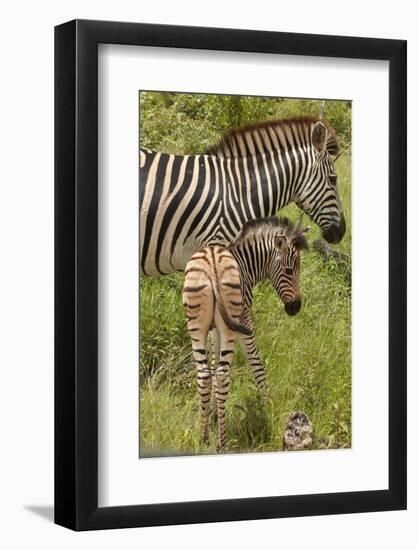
[140,149,225,276]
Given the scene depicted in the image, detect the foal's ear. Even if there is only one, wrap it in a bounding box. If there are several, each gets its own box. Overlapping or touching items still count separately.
[311,121,327,152]
[274,234,288,258]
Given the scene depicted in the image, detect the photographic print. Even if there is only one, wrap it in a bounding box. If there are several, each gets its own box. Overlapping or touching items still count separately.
[54,20,406,529]
[139,91,352,457]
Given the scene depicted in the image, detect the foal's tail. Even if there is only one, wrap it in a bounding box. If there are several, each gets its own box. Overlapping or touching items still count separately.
[211,281,251,336]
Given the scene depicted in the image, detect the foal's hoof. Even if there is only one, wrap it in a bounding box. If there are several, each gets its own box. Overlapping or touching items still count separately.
[216,443,227,454]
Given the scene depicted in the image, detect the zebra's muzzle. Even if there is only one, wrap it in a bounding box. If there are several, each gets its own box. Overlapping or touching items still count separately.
[284,298,301,316]
[322,214,346,244]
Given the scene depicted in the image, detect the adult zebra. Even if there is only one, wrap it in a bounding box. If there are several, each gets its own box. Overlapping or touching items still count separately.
[140,116,345,276]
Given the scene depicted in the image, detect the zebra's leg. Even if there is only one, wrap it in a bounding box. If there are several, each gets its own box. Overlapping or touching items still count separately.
[184,272,214,447]
[214,328,235,453]
[238,329,266,397]
[210,328,220,414]
[191,333,212,445]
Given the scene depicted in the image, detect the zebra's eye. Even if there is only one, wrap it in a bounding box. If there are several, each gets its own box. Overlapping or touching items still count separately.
[285,267,293,276]
[329,174,338,186]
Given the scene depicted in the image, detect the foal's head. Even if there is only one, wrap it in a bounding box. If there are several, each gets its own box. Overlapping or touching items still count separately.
[268,219,309,315]
[231,217,309,316]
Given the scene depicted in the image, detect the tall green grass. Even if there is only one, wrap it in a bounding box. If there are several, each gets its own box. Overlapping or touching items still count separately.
[139,93,351,456]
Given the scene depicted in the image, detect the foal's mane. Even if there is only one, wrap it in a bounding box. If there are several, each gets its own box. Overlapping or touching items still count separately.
[229,216,309,250]
[206,116,339,158]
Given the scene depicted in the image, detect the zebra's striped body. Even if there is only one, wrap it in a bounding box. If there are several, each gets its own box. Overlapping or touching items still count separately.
[183,217,309,451]
[140,116,344,276]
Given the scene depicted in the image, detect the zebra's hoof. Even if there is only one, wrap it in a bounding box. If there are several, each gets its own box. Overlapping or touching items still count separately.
[216,443,227,453]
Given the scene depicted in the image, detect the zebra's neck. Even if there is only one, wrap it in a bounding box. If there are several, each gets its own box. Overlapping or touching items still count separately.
[213,150,309,242]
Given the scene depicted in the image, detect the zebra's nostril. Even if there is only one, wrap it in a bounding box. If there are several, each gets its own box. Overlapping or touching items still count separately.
[285,299,301,316]
[322,215,346,244]
[339,214,346,237]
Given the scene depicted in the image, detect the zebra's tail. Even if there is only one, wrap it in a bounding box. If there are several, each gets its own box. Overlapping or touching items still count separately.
[212,281,252,336]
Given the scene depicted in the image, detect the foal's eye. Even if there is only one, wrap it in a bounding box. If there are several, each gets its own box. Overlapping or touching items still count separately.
[285,268,293,276]
[329,174,338,186]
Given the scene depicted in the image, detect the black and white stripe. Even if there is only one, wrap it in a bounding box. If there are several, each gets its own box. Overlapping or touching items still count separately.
[140,116,344,276]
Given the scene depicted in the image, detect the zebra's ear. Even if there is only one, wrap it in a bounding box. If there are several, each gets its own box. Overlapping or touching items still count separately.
[311,121,327,152]
[274,234,288,256]
[292,227,310,250]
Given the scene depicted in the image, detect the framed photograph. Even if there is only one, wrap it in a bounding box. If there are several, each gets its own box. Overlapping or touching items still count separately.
[55,20,406,530]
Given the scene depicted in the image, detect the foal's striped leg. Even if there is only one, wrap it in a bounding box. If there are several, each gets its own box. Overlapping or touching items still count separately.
[210,328,220,414]
[190,332,211,444]
[184,277,213,447]
[215,328,236,452]
[238,331,266,396]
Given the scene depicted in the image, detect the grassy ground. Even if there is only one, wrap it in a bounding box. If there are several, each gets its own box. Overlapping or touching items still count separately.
[139,150,352,457]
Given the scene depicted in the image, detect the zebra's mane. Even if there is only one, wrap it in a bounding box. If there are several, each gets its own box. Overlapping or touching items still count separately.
[228,216,309,250]
[206,116,339,158]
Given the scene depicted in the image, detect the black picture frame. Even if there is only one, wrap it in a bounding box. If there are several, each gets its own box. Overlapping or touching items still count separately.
[55,19,407,531]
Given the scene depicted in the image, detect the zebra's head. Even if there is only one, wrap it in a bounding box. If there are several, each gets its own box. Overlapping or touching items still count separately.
[295,121,346,245]
[268,225,310,316]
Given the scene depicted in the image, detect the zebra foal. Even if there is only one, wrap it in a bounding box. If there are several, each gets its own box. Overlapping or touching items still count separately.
[183,217,309,452]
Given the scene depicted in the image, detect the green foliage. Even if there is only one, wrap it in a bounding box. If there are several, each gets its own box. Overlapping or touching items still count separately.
[139,93,352,456]
[139,91,352,154]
